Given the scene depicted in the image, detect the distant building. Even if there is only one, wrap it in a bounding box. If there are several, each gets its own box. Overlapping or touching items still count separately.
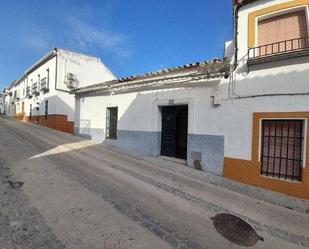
[0,92,4,115]
[72,0,309,200]
[3,48,115,133]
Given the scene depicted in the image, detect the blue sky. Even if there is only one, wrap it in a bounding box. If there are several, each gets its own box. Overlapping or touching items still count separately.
[0,0,232,89]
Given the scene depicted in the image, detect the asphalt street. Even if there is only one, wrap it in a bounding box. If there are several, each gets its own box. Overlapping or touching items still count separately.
[0,117,308,249]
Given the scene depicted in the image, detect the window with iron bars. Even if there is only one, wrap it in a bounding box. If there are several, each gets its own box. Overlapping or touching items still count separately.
[106,107,118,139]
[260,120,305,182]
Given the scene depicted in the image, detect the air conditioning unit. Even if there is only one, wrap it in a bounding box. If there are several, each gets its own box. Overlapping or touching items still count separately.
[66,73,74,81]
[212,92,222,106]
[65,72,77,90]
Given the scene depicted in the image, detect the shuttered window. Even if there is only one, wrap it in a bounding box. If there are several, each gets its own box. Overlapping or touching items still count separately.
[260,120,304,181]
[257,11,308,55]
[106,107,118,139]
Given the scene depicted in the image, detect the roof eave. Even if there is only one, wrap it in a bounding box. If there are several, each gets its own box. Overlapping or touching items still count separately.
[72,59,231,95]
[25,48,58,74]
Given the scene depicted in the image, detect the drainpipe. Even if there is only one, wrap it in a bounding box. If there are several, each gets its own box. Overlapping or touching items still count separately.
[226,2,243,100]
[231,2,244,72]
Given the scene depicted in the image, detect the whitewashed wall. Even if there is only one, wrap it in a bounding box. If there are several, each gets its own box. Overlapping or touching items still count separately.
[25,57,58,117]
[75,79,226,174]
[57,50,116,90]
[5,49,116,122]
[218,0,309,160]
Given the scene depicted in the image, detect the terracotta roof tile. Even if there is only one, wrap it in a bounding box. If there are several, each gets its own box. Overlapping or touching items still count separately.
[73,57,231,94]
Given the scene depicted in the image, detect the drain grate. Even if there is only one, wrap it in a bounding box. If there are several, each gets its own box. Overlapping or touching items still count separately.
[8,180,24,189]
[211,213,264,247]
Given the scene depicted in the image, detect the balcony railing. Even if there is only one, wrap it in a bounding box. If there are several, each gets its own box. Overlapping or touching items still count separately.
[26,87,32,97]
[32,83,39,95]
[40,77,49,91]
[248,36,309,61]
[14,91,20,100]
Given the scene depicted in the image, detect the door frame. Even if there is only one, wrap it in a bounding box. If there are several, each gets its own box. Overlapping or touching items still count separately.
[155,98,194,160]
[157,102,192,161]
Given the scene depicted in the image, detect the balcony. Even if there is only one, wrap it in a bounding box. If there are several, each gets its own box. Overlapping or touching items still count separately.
[26,87,32,98]
[32,83,39,95]
[13,91,20,101]
[40,77,49,92]
[248,36,309,66]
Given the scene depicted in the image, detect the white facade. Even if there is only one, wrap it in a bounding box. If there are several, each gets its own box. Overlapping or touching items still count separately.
[219,0,309,160]
[73,0,309,199]
[3,48,115,132]
[74,62,230,175]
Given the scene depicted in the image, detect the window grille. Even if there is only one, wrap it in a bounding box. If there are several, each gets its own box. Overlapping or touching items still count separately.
[260,120,304,181]
[106,107,118,139]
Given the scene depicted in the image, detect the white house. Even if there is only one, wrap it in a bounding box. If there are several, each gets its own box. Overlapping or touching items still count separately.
[3,48,115,133]
[73,59,230,174]
[2,87,13,116]
[221,0,309,199]
[0,92,4,115]
[72,0,309,200]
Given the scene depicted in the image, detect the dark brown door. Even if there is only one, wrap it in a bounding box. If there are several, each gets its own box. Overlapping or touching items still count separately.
[161,105,188,159]
[176,107,188,159]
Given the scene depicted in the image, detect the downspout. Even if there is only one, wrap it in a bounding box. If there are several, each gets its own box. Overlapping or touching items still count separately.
[232,3,242,72]
[229,2,244,100]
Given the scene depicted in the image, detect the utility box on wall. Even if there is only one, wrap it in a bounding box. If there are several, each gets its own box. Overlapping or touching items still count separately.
[212,92,222,106]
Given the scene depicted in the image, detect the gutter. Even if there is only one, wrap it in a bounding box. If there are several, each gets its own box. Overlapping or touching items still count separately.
[26,49,57,75]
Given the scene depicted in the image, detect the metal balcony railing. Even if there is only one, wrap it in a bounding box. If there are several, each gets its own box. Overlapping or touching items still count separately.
[13,90,20,100]
[248,36,309,60]
[26,87,32,97]
[32,83,39,95]
[40,77,49,91]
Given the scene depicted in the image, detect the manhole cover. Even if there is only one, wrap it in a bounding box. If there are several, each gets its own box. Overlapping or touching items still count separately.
[8,181,24,189]
[211,213,264,247]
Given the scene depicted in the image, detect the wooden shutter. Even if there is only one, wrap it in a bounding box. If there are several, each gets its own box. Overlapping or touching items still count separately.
[258,11,308,55]
[258,11,307,45]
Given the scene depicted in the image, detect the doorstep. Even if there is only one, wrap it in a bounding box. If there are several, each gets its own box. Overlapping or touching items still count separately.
[159,156,187,165]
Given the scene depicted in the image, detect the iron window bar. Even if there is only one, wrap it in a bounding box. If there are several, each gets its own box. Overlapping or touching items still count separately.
[106,107,118,139]
[32,83,39,95]
[248,36,309,59]
[40,77,48,90]
[260,120,304,182]
[26,86,32,97]
[41,78,47,89]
